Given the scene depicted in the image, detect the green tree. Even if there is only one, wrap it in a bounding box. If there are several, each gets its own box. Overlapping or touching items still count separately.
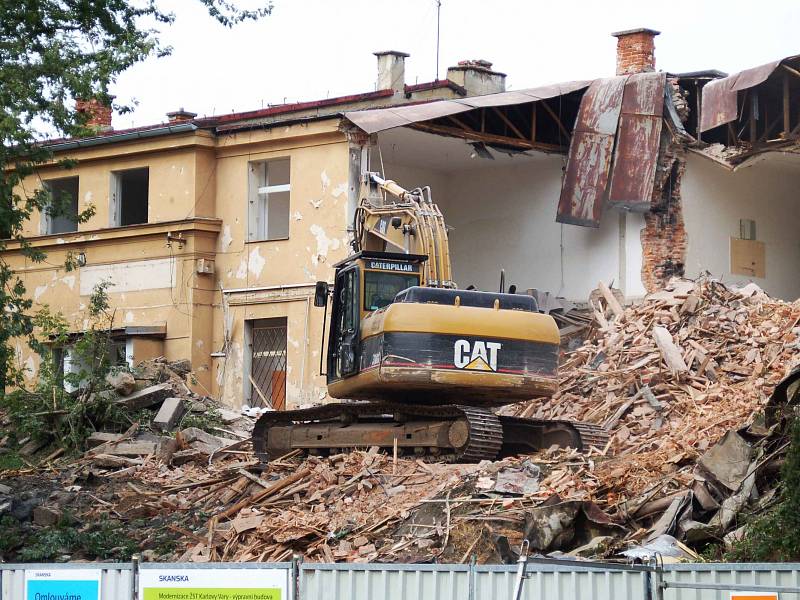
[0,1,271,391]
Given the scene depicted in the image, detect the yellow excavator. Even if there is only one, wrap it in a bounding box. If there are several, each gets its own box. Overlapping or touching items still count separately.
[252,173,606,462]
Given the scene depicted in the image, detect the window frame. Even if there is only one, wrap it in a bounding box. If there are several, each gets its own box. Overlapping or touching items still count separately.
[109,166,150,227]
[40,175,80,235]
[247,158,291,242]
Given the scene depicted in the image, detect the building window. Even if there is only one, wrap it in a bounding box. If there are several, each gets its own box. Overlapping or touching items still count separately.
[248,158,290,241]
[42,176,79,234]
[110,167,149,226]
[247,317,287,410]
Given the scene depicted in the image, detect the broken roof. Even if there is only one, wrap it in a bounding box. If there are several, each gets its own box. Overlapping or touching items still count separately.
[343,80,592,134]
[699,54,800,132]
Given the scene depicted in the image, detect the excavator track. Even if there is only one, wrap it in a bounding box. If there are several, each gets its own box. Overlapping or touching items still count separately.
[252,402,606,464]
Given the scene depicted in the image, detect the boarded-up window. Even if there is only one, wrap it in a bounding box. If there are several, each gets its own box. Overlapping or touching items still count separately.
[248,158,290,241]
[42,176,79,234]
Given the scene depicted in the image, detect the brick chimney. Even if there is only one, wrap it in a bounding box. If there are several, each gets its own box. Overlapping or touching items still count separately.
[166,108,197,123]
[76,97,113,131]
[374,50,409,94]
[611,28,660,75]
[447,59,506,96]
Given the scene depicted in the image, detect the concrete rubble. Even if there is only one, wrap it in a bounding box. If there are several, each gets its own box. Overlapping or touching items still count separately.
[1,278,799,563]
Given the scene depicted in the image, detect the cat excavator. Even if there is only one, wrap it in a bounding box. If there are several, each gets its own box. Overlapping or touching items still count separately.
[252,173,607,463]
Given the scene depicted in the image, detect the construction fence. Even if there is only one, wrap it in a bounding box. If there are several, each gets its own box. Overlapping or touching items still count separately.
[2,559,800,600]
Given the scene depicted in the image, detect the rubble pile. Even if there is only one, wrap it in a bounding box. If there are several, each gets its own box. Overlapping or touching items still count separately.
[2,279,800,564]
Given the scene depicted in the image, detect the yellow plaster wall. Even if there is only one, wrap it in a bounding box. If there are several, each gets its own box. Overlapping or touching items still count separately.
[7,121,351,409]
[210,121,351,408]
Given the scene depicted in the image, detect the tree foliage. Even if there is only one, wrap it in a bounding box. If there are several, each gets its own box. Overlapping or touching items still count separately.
[0,1,270,390]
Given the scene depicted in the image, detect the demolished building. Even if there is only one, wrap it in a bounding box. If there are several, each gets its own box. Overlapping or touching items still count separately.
[4,30,800,412]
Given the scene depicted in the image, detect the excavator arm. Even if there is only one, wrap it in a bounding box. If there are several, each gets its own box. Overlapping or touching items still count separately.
[353,172,455,288]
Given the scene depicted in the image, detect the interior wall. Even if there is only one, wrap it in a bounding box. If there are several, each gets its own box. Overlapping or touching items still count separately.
[384,155,647,303]
[682,153,800,300]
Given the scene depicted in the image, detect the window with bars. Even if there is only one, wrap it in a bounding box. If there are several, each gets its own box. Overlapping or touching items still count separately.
[247,158,290,241]
[248,317,288,409]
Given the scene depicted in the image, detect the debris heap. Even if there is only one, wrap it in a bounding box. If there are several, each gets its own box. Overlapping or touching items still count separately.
[2,279,799,564]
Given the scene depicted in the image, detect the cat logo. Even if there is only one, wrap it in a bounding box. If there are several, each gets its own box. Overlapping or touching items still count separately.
[453,339,502,372]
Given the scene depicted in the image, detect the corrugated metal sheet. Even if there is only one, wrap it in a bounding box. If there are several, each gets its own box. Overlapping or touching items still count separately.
[608,72,666,211]
[0,563,133,600]
[5,560,800,600]
[699,55,800,132]
[343,81,591,134]
[662,563,800,600]
[475,563,650,600]
[300,563,472,600]
[556,76,627,227]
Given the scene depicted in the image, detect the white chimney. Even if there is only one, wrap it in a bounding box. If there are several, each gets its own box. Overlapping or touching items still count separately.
[374,50,409,94]
[447,60,506,96]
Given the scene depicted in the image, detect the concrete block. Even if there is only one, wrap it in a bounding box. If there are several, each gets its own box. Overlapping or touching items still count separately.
[153,397,187,431]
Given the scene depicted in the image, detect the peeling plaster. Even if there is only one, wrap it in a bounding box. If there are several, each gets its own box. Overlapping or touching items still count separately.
[309,224,339,266]
[235,259,247,280]
[221,224,233,251]
[125,311,134,323]
[332,182,347,198]
[320,170,331,191]
[248,246,266,277]
[292,211,303,221]
[62,275,75,289]
[34,285,49,302]
[309,197,323,209]
[56,238,66,244]
[23,356,35,380]
[84,191,93,206]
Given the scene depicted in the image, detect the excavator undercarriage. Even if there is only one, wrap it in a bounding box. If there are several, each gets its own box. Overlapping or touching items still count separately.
[253,403,609,463]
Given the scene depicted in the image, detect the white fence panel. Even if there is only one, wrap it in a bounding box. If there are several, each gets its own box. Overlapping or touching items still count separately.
[301,563,472,600]
[662,563,800,599]
[0,563,132,600]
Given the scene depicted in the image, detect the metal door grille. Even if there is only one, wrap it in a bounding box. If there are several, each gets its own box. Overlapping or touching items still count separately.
[250,318,287,410]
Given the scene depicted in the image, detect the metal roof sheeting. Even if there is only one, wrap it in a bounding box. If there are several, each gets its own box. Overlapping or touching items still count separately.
[343,81,591,134]
[699,54,800,132]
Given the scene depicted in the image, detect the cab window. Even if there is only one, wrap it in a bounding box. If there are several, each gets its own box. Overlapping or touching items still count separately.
[364,271,420,311]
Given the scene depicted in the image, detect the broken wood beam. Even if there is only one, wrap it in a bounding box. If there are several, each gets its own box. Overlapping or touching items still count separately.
[537,99,571,141]
[491,107,527,141]
[408,122,566,153]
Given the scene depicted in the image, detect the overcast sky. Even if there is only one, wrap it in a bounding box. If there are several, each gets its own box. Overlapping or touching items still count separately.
[111,0,800,128]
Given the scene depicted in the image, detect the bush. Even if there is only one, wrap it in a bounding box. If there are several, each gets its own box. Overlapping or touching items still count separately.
[3,282,134,450]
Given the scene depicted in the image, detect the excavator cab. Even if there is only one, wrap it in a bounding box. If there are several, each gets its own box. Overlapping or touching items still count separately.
[316,251,425,383]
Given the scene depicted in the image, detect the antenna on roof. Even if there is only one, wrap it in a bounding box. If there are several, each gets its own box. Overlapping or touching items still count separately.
[435,0,442,80]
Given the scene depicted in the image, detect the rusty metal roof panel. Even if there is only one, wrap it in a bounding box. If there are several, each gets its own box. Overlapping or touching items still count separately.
[608,114,663,210]
[699,55,800,132]
[619,71,665,116]
[344,80,592,134]
[556,77,627,227]
[574,76,627,135]
[556,131,617,227]
[608,72,666,210]
[698,76,739,132]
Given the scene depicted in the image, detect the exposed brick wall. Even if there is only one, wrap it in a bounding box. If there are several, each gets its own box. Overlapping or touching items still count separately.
[612,28,659,76]
[76,98,112,130]
[640,79,688,292]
